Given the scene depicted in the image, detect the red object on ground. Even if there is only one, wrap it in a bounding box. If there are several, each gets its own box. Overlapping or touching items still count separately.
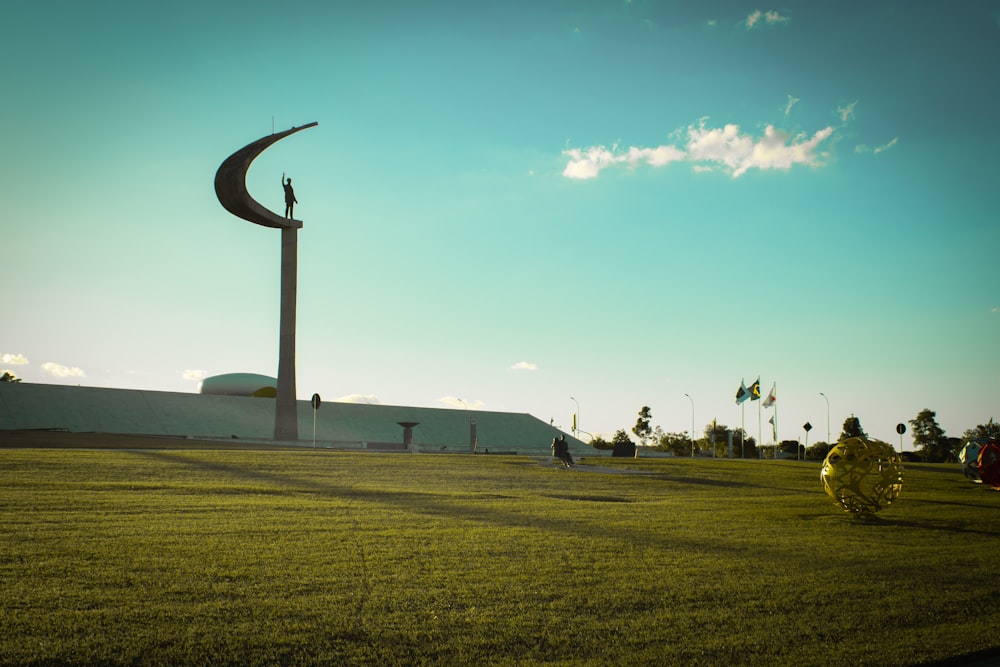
[977,439,1000,489]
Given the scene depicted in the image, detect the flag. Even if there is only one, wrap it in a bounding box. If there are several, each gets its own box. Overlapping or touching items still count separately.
[735,380,750,404]
[763,386,776,408]
[769,415,777,442]
[749,378,761,401]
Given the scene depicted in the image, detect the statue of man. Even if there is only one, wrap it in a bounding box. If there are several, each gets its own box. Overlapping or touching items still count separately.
[282,172,298,218]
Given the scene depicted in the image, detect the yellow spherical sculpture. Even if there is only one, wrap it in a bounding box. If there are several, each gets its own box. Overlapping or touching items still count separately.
[820,437,903,516]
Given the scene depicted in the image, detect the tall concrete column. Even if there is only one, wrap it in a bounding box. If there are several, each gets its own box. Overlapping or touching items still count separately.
[274,226,298,441]
[214,122,317,443]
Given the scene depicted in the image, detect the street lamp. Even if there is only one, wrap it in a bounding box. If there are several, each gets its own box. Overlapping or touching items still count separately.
[569,397,580,440]
[819,392,830,445]
[684,393,695,457]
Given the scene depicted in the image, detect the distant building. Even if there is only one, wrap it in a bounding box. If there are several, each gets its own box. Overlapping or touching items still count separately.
[0,383,593,457]
[199,373,277,398]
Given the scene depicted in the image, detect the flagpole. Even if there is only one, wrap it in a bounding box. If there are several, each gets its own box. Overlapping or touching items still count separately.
[736,378,747,459]
[741,402,745,459]
[758,380,762,458]
[763,382,777,458]
[774,382,780,457]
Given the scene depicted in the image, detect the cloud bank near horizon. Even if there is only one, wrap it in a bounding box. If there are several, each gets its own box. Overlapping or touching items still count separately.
[1,353,29,365]
[335,394,382,405]
[40,362,85,378]
[510,361,538,371]
[439,396,486,410]
[1,355,87,380]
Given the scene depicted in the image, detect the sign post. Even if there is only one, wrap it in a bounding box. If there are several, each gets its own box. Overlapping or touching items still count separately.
[803,421,813,451]
[896,422,906,458]
[311,393,321,449]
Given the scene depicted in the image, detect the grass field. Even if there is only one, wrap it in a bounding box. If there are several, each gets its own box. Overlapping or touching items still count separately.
[1,442,998,666]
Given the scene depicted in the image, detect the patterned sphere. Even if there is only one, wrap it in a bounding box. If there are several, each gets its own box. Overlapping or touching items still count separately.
[959,440,986,483]
[820,437,903,516]
[977,440,1000,490]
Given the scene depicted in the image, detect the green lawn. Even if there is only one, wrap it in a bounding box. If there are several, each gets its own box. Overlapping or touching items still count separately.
[1,448,997,666]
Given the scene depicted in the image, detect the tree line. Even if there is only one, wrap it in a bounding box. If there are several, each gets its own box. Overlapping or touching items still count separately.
[587,406,998,463]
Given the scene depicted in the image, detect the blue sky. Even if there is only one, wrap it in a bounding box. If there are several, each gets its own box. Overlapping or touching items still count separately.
[2,1,998,447]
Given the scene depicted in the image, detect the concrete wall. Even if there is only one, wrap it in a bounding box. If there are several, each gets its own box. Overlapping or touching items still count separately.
[0,383,594,456]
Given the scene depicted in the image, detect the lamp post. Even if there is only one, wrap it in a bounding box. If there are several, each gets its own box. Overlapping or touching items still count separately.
[684,393,695,457]
[570,396,580,440]
[819,392,830,445]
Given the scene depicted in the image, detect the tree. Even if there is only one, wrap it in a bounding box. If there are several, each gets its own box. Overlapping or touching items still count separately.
[805,441,832,461]
[590,435,612,450]
[962,419,1000,442]
[910,409,953,462]
[703,421,729,457]
[632,406,652,446]
[611,430,634,447]
[838,415,867,441]
[778,439,803,459]
[701,422,755,458]
[0,371,21,383]
[655,430,693,457]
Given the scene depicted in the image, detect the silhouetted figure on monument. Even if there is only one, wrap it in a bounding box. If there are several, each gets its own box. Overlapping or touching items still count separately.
[282,172,297,218]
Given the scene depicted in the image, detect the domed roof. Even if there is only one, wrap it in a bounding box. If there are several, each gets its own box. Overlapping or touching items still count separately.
[199,373,277,397]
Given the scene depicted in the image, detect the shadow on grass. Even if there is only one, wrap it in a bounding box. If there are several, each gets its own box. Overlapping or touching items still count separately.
[649,473,761,489]
[915,645,1000,667]
[798,511,1000,538]
[130,451,750,559]
[849,514,1000,538]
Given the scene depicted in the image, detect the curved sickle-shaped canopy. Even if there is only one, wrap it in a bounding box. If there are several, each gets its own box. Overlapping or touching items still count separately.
[214,122,318,229]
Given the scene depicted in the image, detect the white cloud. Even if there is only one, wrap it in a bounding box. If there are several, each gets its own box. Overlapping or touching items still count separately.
[510,361,538,371]
[182,369,208,381]
[837,100,858,123]
[41,362,85,378]
[626,145,686,167]
[1,353,29,365]
[764,10,790,24]
[438,396,486,410]
[746,9,789,29]
[563,118,835,180]
[335,393,381,405]
[686,123,754,171]
[784,94,800,116]
[562,144,685,180]
[873,137,898,154]
[734,125,834,177]
[855,137,898,155]
[562,146,620,180]
[562,143,685,180]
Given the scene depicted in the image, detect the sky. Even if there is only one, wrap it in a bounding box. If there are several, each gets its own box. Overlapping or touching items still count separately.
[2,1,998,449]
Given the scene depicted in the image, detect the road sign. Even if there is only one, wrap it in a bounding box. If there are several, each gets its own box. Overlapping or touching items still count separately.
[803,422,813,432]
[896,423,906,435]
[311,393,321,410]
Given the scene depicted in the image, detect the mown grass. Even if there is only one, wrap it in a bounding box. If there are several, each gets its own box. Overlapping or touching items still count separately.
[0,449,997,666]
